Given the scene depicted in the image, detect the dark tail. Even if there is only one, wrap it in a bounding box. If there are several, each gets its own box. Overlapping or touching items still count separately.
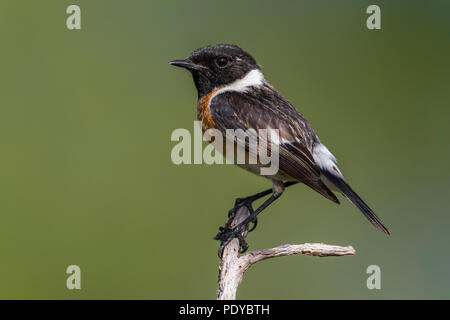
[322,171,390,235]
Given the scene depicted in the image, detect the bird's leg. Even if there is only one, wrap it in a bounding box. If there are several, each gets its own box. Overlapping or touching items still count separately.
[227,189,271,231]
[227,181,298,231]
[215,193,282,257]
[215,181,298,257]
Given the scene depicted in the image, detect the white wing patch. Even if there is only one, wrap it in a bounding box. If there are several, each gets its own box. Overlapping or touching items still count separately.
[269,128,280,145]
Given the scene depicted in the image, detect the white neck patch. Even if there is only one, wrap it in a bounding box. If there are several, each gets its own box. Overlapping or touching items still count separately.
[220,69,264,93]
[205,69,265,108]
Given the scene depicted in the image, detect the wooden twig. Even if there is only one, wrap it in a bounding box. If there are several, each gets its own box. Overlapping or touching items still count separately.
[217,206,356,300]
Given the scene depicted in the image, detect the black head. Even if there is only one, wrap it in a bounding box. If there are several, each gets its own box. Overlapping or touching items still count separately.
[170,44,260,98]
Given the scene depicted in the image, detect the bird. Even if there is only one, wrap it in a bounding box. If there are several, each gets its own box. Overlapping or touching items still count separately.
[170,44,389,255]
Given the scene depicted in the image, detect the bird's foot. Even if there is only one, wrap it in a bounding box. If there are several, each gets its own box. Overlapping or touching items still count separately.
[228,198,258,232]
[214,224,249,258]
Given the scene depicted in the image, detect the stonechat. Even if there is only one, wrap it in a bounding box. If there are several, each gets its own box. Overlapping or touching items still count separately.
[170,44,389,255]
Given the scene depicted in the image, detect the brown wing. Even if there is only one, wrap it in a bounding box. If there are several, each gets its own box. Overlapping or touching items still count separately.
[209,88,339,204]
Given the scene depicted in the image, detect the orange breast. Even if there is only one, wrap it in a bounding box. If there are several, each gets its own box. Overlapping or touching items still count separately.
[197,89,220,132]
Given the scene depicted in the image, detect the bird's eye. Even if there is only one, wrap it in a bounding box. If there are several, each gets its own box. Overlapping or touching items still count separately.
[216,56,230,68]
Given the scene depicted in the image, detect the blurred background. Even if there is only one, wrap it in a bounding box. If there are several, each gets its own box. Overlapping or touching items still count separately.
[0,0,449,299]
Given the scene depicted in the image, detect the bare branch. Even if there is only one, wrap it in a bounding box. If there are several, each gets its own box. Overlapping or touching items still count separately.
[217,206,249,300]
[244,243,355,267]
[217,206,355,300]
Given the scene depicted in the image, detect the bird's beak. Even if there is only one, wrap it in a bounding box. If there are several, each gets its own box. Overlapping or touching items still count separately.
[169,59,206,71]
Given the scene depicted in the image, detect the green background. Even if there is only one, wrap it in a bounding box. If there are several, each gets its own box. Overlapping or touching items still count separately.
[1,0,449,299]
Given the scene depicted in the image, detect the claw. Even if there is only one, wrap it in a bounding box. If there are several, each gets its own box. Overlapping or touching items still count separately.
[214,224,249,258]
[248,217,258,232]
[216,196,260,258]
[215,228,234,258]
[237,233,249,253]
